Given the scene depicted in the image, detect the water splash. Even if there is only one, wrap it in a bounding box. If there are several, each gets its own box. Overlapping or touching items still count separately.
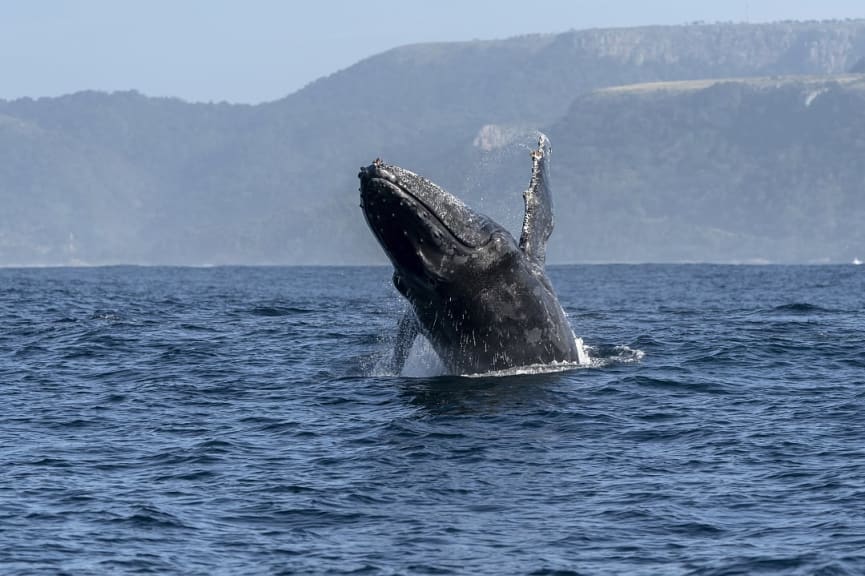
[461,128,548,239]
[575,336,590,365]
[396,335,613,378]
[400,336,448,377]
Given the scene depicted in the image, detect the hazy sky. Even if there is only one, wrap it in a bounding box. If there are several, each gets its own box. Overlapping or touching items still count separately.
[2,0,863,103]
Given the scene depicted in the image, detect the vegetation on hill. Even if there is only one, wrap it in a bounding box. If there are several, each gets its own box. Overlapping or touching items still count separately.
[549,76,865,262]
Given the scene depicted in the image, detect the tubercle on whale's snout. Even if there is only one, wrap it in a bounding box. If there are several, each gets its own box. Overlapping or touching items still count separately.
[358,160,408,215]
[358,159,398,187]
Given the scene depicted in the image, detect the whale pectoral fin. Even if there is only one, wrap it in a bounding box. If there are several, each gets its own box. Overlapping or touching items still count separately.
[391,308,420,374]
[519,133,554,265]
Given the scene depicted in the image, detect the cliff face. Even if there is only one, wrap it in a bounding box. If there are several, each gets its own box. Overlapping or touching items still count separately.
[544,76,865,263]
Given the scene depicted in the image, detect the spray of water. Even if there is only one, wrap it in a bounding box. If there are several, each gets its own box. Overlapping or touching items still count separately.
[461,126,547,240]
[400,335,448,377]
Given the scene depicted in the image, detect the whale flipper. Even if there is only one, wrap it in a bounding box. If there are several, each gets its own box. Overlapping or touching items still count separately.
[519,133,554,265]
[391,308,419,374]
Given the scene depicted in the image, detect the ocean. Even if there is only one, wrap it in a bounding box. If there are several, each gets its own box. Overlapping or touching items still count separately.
[1,264,863,575]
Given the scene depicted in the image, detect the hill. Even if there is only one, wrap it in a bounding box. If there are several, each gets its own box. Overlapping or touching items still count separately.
[1,20,865,264]
[548,75,865,262]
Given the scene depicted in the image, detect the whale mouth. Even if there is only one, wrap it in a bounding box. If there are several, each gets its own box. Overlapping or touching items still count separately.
[362,177,472,250]
[359,161,495,250]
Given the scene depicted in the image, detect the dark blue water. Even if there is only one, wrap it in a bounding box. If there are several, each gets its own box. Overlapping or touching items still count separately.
[1,265,864,575]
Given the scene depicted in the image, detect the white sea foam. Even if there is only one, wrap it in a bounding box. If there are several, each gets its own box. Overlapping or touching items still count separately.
[584,344,646,368]
[386,328,643,378]
[461,360,588,378]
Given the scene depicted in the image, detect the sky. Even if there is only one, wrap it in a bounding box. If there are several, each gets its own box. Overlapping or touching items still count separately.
[2,0,864,104]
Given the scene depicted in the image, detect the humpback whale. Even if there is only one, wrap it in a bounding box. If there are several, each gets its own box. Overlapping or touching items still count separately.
[359,134,585,374]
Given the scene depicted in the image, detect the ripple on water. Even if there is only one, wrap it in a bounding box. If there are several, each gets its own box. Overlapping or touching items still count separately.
[1,265,864,575]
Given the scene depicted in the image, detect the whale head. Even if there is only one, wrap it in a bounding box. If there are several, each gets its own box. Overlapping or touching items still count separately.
[359,160,519,292]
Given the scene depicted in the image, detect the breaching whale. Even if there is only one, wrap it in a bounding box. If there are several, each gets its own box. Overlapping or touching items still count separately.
[359,134,586,374]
